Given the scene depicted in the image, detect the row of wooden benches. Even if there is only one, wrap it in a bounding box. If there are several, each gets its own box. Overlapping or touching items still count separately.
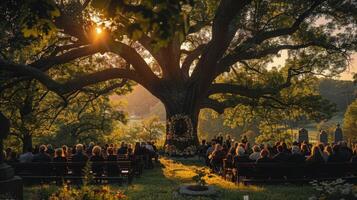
[222,161,357,184]
[6,160,142,185]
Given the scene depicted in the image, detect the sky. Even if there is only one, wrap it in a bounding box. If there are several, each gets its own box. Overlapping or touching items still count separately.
[340,54,357,80]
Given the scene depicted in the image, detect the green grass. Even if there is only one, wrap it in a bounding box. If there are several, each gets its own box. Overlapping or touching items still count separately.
[24,157,316,200]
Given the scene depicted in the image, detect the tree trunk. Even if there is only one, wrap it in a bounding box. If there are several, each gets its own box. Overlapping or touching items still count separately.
[0,112,10,163]
[161,88,201,155]
[22,133,32,153]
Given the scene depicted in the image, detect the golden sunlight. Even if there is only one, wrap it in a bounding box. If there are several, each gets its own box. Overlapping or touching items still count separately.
[95,27,103,35]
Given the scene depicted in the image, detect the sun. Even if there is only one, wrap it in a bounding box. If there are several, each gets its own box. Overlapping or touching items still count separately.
[95,27,103,35]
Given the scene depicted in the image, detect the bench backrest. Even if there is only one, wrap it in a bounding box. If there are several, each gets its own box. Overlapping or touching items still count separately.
[7,161,133,177]
[235,162,357,179]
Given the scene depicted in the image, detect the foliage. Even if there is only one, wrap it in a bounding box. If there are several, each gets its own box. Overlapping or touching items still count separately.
[343,100,357,142]
[49,185,127,200]
[192,168,212,187]
[1,0,356,151]
[319,79,355,112]
[309,179,357,200]
[105,115,165,145]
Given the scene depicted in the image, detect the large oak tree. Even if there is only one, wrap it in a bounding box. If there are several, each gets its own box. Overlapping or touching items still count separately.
[1,0,356,152]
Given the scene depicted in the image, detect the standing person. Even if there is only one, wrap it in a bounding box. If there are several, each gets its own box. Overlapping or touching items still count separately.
[241,135,248,144]
[334,124,343,144]
[217,133,224,145]
[319,130,328,145]
[225,135,232,149]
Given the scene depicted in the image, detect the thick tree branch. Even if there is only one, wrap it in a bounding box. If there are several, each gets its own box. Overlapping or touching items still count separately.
[32,44,104,71]
[109,41,160,89]
[181,44,207,78]
[0,59,138,95]
[191,0,252,95]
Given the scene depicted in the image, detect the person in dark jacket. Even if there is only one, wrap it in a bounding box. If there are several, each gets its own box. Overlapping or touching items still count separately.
[256,149,273,164]
[272,145,290,162]
[70,144,88,176]
[32,145,51,162]
[210,144,225,173]
[106,147,118,176]
[306,146,325,164]
[53,148,67,177]
[289,146,305,163]
[337,142,353,162]
[233,146,251,167]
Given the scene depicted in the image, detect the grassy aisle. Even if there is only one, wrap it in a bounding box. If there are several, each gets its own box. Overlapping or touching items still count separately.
[24,158,315,199]
[115,157,314,200]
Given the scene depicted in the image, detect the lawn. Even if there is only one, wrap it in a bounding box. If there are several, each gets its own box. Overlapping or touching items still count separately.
[24,157,316,200]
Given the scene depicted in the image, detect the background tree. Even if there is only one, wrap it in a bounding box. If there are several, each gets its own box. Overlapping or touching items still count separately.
[343,100,357,142]
[1,0,356,152]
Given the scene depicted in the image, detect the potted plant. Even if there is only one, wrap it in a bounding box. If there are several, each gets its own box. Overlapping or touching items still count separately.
[179,168,216,196]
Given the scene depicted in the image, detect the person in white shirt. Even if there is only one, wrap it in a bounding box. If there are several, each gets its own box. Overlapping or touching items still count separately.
[249,145,261,161]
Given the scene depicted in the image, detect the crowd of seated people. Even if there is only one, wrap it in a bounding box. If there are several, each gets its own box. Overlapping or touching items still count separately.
[2,141,159,177]
[199,134,357,175]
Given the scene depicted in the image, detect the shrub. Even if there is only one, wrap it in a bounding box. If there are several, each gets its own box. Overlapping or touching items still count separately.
[49,185,127,200]
[309,179,357,200]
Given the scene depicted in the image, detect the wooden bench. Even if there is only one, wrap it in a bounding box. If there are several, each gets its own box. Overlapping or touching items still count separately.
[233,162,357,184]
[6,161,135,185]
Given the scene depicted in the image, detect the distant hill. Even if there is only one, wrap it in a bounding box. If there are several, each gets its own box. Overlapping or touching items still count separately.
[318,79,355,112]
[110,85,165,120]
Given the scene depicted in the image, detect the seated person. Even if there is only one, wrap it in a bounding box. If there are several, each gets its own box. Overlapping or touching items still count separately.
[106,147,119,176]
[32,145,51,162]
[289,146,305,163]
[117,142,128,155]
[272,145,290,162]
[352,145,357,163]
[306,146,325,164]
[301,143,311,157]
[32,145,52,175]
[256,149,272,164]
[338,142,353,162]
[70,144,88,176]
[249,145,261,161]
[210,144,225,173]
[322,145,333,162]
[53,148,67,176]
[233,146,250,167]
[19,147,33,163]
[90,145,105,176]
[327,145,342,162]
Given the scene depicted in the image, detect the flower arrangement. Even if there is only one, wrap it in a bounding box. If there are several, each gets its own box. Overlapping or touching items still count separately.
[167,114,193,142]
[309,179,357,200]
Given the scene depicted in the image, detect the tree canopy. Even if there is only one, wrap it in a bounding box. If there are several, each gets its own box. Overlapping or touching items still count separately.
[1,0,356,150]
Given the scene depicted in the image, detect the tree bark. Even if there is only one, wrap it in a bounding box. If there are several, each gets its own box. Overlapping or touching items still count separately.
[161,86,201,155]
[0,112,10,163]
[22,133,32,154]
